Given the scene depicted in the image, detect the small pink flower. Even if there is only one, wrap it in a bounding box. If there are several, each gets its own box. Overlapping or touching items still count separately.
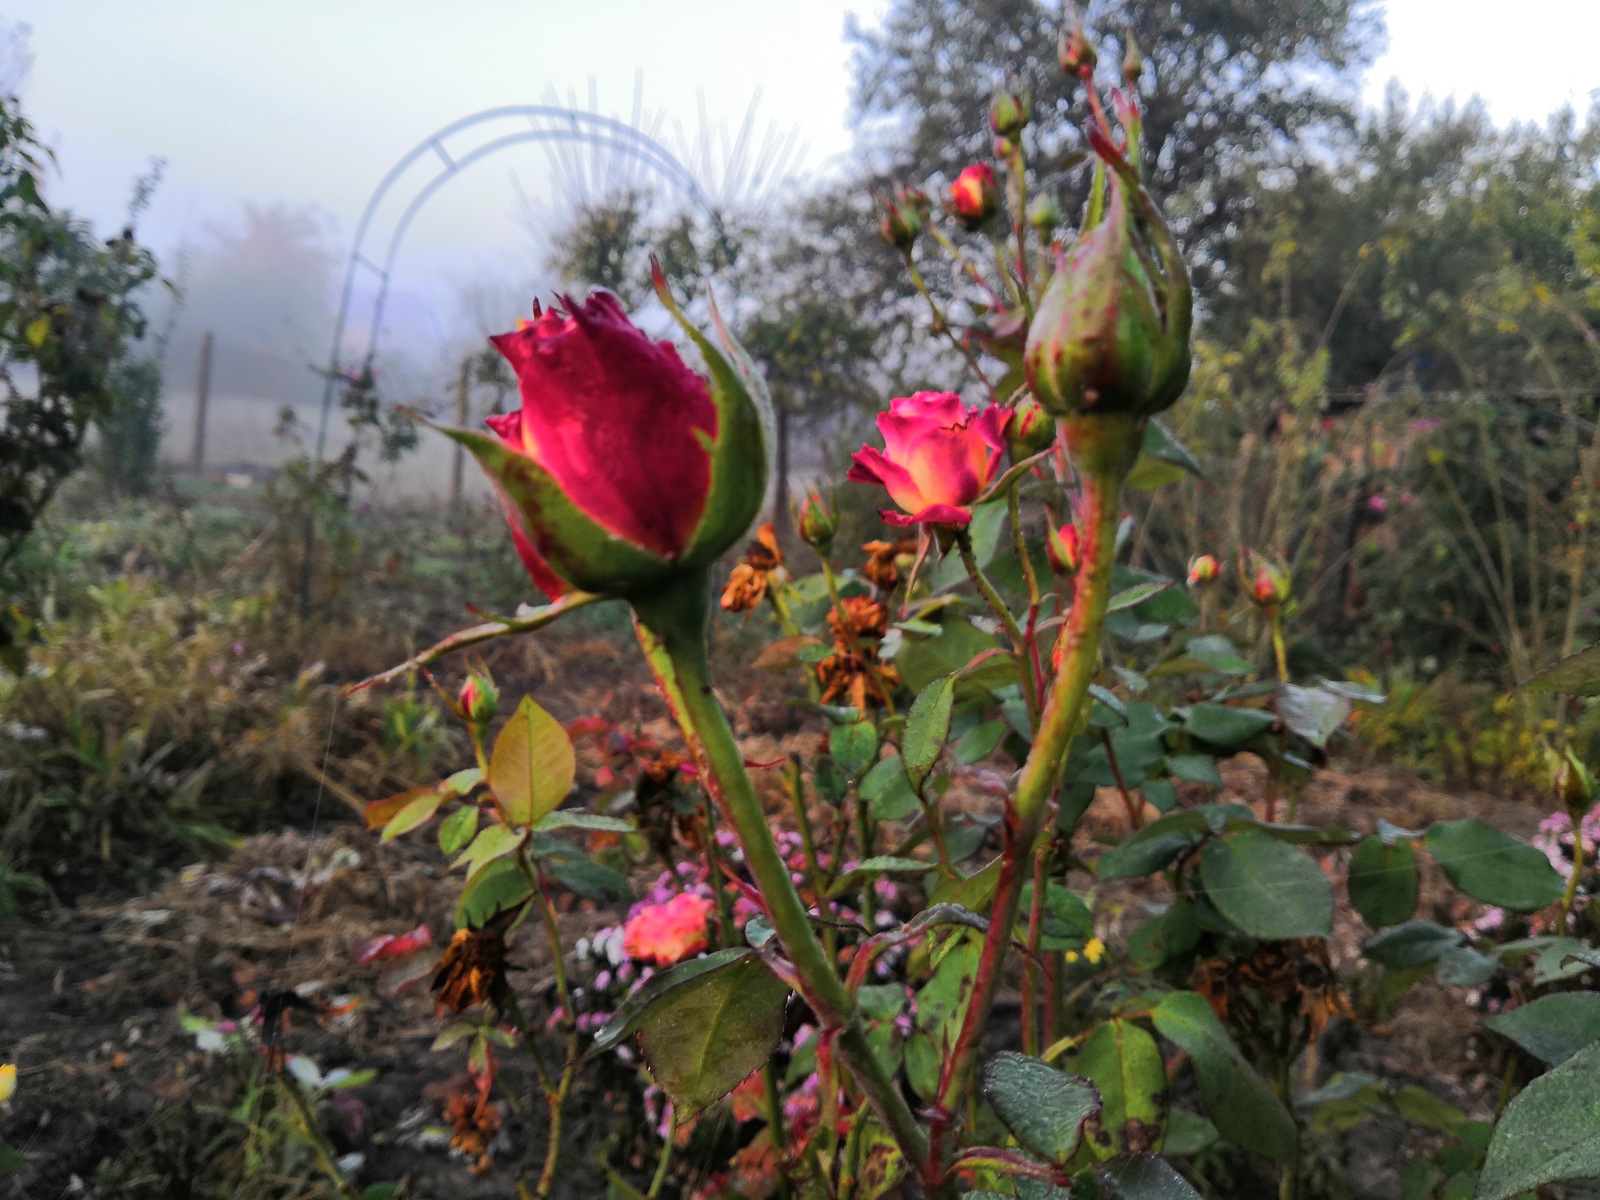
[1367,494,1388,514]
[623,893,715,966]
[848,392,1011,527]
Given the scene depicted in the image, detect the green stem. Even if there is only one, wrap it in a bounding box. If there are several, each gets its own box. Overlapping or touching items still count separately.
[647,1111,675,1199]
[957,530,1039,726]
[930,415,1137,1173]
[631,575,932,1177]
[1560,816,1586,925]
[280,1076,361,1200]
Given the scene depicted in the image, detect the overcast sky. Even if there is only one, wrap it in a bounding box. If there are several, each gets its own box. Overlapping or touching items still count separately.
[8,0,1599,362]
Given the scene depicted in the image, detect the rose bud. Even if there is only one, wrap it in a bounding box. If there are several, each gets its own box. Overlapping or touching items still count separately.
[1187,554,1220,587]
[458,673,498,726]
[1122,31,1144,89]
[1047,523,1082,574]
[1023,124,1192,421]
[1553,746,1597,816]
[876,185,924,251]
[1058,9,1098,79]
[848,391,1012,528]
[448,267,771,599]
[1027,192,1062,236]
[947,164,1001,231]
[797,491,838,551]
[990,79,1032,140]
[1007,395,1057,461]
[1242,550,1292,607]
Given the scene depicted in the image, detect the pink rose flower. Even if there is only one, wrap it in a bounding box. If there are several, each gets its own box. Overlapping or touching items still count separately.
[623,893,715,966]
[847,392,1011,527]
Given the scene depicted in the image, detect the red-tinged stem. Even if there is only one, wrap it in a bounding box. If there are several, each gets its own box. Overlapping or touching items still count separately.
[928,414,1138,1177]
[1020,840,1049,1057]
[631,574,934,1186]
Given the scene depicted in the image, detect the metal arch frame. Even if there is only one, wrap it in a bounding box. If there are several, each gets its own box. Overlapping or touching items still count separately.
[311,105,726,463]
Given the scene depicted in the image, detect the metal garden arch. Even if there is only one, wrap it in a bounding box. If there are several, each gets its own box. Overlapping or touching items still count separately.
[309,105,728,465]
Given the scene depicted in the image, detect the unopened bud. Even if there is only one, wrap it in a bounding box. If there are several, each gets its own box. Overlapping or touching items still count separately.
[1023,127,1192,419]
[1187,554,1220,587]
[1047,523,1082,574]
[1059,11,1098,79]
[797,491,838,551]
[1241,550,1291,608]
[1122,31,1144,89]
[1554,746,1597,815]
[990,79,1032,140]
[1007,395,1057,461]
[876,185,924,251]
[947,163,1001,231]
[458,672,498,727]
[1027,192,1062,235]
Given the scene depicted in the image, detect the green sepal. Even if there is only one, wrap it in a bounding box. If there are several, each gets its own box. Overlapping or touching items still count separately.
[440,423,676,596]
[652,264,774,567]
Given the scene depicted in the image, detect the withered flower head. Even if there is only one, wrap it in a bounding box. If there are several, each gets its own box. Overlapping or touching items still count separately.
[432,922,512,1016]
[445,1092,504,1175]
[720,522,785,614]
[861,539,915,592]
[817,651,900,712]
[829,595,891,644]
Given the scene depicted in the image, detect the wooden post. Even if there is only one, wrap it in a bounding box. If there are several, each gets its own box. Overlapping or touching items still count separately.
[449,356,471,505]
[190,330,214,471]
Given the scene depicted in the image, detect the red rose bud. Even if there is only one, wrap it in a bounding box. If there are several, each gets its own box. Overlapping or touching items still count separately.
[1058,8,1098,78]
[458,673,498,726]
[876,185,924,251]
[1242,550,1292,607]
[451,274,771,599]
[848,391,1012,527]
[1047,523,1083,574]
[989,79,1032,140]
[1007,395,1057,460]
[1027,192,1062,235]
[1022,125,1192,420]
[1186,554,1220,587]
[947,164,1001,231]
[797,491,838,550]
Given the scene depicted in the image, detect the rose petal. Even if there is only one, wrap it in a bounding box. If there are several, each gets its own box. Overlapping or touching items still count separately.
[489,293,716,559]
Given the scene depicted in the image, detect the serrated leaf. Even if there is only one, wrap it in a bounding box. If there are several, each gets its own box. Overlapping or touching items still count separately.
[452,823,524,876]
[1183,703,1276,748]
[488,696,576,826]
[1198,829,1333,939]
[1348,835,1418,929]
[1424,819,1565,911]
[1151,992,1295,1163]
[438,805,479,855]
[831,721,880,780]
[1142,417,1203,477]
[453,855,532,929]
[1522,641,1600,696]
[635,954,791,1117]
[1474,1040,1600,1199]
[1109,582,1173,613]
[903,675,956,793]
[1099,1154,1205,1198]
[382,788,445,842]
[1485,992,1600,1065]
[982,1052,1102,1164]
[860,755,920,821]
[1275,682,1351,749]
[1076,1020,1167,1159]
[531,811,635,834]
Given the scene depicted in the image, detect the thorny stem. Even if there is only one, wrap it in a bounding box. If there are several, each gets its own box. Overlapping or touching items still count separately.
[513,852,579,1200]
[1004,143,1034,316]
[1100,728,1145,832]
[957,529,1040,726]
[632,576,933,1182]
[930,418,1136,1179]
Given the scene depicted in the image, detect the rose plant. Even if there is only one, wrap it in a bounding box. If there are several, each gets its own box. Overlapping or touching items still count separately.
[336,18,1600,1200]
